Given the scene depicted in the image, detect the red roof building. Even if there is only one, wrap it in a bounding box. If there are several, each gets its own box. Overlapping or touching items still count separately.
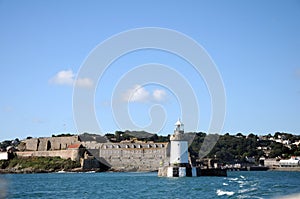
[68,143,83,149]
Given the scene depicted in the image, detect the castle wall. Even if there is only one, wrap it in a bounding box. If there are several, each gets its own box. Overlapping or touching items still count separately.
[16,149,80,161]
[22,138,39,151]
[97,142,170,171]
[18,136,171,171]
[21,136,80,151]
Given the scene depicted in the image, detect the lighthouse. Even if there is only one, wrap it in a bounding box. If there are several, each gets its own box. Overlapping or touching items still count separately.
[165,119,196,177]
[157,119,227,177]
[170,119,189,166]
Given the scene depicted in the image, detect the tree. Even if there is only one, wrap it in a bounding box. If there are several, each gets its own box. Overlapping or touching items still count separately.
[236,132,244,137]
[0,140,12,151]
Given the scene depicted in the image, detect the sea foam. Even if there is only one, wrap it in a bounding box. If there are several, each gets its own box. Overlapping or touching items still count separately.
[216,189,235,196]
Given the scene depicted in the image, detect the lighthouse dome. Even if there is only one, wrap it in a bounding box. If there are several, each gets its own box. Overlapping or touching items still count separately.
[175,119,183,126]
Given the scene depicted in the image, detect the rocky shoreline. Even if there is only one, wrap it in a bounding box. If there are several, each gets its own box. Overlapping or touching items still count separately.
[0,167,104,174]
[0,166,156,174]
[2,167,300,174]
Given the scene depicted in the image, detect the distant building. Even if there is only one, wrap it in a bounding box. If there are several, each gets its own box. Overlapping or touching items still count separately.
[0,152,8,160]
[292,141,300,146]
[279,157,300,167]
[263,158,280,168]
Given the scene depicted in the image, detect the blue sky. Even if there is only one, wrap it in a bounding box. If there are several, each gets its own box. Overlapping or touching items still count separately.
[0,0,299,141]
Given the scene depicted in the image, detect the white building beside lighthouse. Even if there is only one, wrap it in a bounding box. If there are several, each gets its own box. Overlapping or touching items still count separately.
[170,119,189,166]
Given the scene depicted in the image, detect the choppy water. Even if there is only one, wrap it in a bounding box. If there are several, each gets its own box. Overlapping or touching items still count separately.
[1,171,300,199]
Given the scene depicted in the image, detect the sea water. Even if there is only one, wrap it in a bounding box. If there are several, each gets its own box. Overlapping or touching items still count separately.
[1,171,300,199]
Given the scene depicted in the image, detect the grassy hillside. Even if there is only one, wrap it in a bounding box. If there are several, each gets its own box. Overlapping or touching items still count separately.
[0,156,80,172]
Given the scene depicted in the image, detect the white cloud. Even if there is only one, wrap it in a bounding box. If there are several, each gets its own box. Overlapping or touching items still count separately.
[123,85,150,102]
[122,85,167,103]
[50,69,74,85]
[49,69,93,88]
[75,78,93,88]
[153,89,167,102]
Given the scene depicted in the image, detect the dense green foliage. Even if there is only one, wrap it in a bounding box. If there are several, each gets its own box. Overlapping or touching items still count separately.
[52,133,74,137]
[189,132,300,164]
[207,134,263,163]
[0,156,80,171]
[0,138,20,151]
[105,131,170,143]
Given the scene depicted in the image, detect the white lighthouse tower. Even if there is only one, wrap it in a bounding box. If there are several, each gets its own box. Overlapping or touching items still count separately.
[170,119,189,166]
[158,119,227,177]
[163,118,196,177]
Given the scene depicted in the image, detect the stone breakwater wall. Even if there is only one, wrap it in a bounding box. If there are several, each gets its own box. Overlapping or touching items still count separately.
[17,137,170,171]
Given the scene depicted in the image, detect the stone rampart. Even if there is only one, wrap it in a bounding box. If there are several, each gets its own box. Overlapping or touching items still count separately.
[20,136,80,151]
[17,136,171,171]
[16,149,81,161]
[97,142,170,171]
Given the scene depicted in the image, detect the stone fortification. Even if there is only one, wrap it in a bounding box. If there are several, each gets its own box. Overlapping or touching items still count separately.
[17,136,170,171]
[98,142,170,171]
[17,136,83,161]
[19,136,80,151]
[16,149,80,161]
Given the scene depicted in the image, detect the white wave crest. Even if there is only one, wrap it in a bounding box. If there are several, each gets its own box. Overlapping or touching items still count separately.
[238,187,258,194]
[216,189,235,196]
